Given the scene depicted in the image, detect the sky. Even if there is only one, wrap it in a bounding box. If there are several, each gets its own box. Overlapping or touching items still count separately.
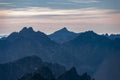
[0,0,120,35]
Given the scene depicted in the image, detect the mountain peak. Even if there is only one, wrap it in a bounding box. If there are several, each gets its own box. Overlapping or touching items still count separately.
[20,27,34,33]
[62,67,78,76]
[61,27,68,31]
[79,30,98,37]
[68,67,78,74]
[56,27,69,33]
[58,67,79,80]
[49,27,78,44]
[84,30,96,35]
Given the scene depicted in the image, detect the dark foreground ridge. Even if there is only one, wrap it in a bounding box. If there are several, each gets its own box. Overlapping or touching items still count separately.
[0,56,94,80]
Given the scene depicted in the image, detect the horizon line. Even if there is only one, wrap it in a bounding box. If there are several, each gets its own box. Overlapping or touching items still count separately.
[0,27,120,36]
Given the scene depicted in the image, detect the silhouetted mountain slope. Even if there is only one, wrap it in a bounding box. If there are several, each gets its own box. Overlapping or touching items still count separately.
[58,67,94,80]
[0,27,59,63]
[59,31,120,74]
[19,67,94,80]
[0,56,66,80]
[58,67,80,80]
[18,67,55,80]
[104,33,120,39]
[7,27,57,46]
[94,53,120,80]
[20,66,55,80]
[80,73,94,80]
[32,66,55,80]
[64,31,112,46]
[44,63,66,78]
[48,27,78,44]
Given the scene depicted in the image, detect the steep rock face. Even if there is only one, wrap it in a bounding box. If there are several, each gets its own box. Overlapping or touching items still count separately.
[94,54,120,80]
[49,27,78,44]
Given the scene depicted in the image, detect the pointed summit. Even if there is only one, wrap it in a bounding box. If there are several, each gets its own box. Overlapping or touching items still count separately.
[58,67,80,80]
[54,27,70,34]
[49,27,78,44]
[60,27,68,32]
[20,27,34,33]
[81,30,97,36]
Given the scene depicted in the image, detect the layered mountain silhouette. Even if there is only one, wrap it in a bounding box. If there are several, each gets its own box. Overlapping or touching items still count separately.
[0,27,120,77]
[0,27,58,63]
[48,27,78,44]
[19,66,94,80]
[0,55,94,80]
[58,67,80,80]
[0,56,66,80]
[19,66,55,80]
[59,31,120,74]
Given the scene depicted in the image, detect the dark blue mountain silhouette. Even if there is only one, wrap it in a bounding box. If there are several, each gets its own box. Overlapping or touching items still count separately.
[18,65,94,80]
[48,27,78,43]
[7,27,57,46]
[0,56,66,80]
[104,33,120,40]
[0,27,58,63]
[59,30,120,74]
[58,67,94,80]
[0,27,120,76]
[58,67,80,80]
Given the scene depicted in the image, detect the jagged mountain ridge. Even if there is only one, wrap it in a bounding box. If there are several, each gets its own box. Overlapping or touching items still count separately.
[59,30,120,74]
[104,33,120,40]
[19,66,94,80]
[0,56,66,80]
[0,27,120,75]
[0,27,59,63]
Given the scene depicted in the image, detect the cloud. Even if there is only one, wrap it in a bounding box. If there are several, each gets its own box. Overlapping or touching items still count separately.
[0,7,119,25]
[0,2,12,5]
[0,0,119,34]
[0,0,97,8]
[0,7,114,16]
[69,0,100,3]
[0,0,119,10]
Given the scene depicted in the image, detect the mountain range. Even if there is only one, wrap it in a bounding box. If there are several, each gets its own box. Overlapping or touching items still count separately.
[0,27,120,80]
